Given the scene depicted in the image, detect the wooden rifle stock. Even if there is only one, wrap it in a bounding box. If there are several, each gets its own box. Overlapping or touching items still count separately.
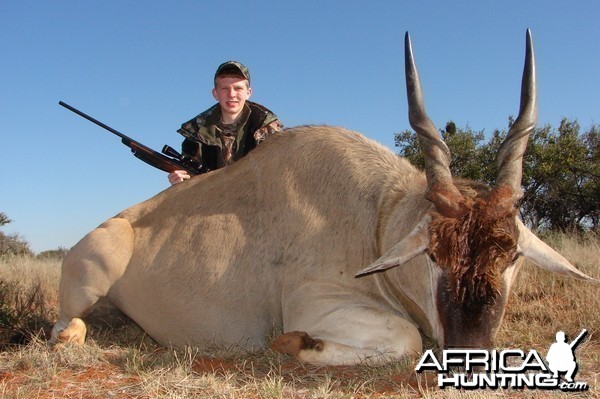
[59,101,200,175]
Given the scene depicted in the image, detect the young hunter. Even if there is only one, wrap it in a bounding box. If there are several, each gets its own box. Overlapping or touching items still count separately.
[168,61,283,185]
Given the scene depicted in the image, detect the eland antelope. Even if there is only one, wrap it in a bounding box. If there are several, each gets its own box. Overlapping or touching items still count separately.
[51,30,598,365]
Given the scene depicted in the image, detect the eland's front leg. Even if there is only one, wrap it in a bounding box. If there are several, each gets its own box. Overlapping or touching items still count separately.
[275,286,422,365]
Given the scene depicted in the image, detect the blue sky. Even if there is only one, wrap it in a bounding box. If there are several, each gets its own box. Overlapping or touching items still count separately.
[1,1,599,253]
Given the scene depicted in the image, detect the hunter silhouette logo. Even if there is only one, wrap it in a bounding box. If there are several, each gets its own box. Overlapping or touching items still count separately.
[415,329,590,391]
[546,329,587,383]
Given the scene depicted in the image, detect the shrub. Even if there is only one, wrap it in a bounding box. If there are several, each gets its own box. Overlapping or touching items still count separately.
[0,231,33,257]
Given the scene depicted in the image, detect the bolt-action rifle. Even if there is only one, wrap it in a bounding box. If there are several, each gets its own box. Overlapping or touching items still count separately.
[59,101,201,176]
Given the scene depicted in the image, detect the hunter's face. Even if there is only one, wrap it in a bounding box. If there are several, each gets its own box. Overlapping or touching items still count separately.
[212,76,252,123]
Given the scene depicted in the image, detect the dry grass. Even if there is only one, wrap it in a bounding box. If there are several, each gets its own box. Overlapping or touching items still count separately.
[0,233,598,398]
[0,256,60,346]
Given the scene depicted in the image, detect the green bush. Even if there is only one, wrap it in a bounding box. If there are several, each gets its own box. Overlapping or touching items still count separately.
[36,247,69,260]
[0,231,33,257]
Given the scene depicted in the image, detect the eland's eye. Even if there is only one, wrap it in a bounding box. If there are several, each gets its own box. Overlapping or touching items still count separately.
[427,251,437,263]
[511,245,523,263]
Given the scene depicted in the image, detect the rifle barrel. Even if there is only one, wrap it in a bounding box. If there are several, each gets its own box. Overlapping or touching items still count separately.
[59,101,133,143]
[59,100,200,175]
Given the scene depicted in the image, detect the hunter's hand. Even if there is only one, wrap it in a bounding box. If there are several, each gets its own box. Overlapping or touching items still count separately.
[168,170,191,185]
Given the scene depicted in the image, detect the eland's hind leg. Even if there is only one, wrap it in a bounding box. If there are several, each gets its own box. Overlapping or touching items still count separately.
[50,218,134,345]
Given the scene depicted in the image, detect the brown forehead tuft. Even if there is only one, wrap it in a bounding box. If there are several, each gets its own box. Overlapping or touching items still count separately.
[428,196,518,305]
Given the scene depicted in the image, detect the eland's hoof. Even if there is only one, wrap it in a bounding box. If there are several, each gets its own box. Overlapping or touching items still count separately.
[271,331,324,356]
[55,318,87,346]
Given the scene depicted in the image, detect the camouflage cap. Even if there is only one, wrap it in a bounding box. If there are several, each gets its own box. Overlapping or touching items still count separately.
[214,61,251,83]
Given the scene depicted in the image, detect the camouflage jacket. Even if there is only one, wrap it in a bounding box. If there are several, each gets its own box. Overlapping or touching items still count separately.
[177,101,283,173]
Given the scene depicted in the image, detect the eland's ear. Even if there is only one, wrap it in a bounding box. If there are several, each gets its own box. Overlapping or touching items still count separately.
[517,220,600,284]
[356,215,430,277]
